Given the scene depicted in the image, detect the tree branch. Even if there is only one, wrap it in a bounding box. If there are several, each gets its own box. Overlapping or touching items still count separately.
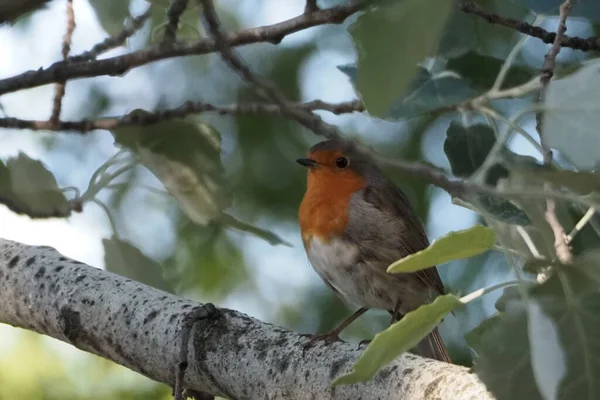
[0,1,366,96]
[458,1,600,52]
[535,0,574,266]
[0,99,365,132]
[162,0,190,43]
[0,238,493,400]
[68,8,152,63]
[199,0,343,140]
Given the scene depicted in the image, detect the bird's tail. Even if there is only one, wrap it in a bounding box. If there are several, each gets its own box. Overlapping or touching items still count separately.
[417,326,451,363]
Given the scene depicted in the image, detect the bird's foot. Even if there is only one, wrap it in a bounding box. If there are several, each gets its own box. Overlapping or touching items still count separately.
[357,339,372,349]
[301,332,343,355]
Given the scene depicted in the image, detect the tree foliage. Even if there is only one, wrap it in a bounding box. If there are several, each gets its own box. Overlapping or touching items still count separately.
[1,0,600,399]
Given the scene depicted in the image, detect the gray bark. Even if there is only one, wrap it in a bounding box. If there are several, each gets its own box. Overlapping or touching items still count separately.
[0,238,493,399]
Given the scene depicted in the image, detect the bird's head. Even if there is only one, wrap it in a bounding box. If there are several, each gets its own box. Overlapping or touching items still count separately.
[297,139,377,192]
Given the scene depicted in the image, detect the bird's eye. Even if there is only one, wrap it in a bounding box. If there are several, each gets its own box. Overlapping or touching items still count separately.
[335,157,349,169]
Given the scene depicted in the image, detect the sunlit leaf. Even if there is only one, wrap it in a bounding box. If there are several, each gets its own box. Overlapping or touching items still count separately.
[544,62,600,170]
[387,225,495,273]
[333,294,461,386]
[348,0,453,118]
[474,262,600,400]
[112,110,232,226]
[103,236,173,293]
[0,153,71,218]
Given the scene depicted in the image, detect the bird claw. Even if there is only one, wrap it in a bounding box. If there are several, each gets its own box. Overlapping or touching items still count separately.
[301,332,343,355]
[357,339,372,349]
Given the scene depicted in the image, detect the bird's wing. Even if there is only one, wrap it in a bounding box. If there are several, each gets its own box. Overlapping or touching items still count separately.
[353,181,446,296]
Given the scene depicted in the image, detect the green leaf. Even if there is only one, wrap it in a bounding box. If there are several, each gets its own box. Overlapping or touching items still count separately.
[494,285,527,312]
[443,122,531,225]
[474,262,600,400]
[164,222,248,298]
[339,65,475,119]
[476,196,532,226]
[0,153,70,218]
[112,110,232,226]
[544,62,600,170]
[512,0,600,21]
[444,122,509,183]
[146,0,202,44]
[348,0,453,118]
[438,0,532,58]
[510,162,600,195]
[465,313,504,353]
[103,235,173,293]
[387,225,495,273]
[333,294,461,386]
[446,52,535,91]
[89,0,133,36]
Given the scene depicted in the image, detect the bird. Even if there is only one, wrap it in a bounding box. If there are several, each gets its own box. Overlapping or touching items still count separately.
[297,138,451,363]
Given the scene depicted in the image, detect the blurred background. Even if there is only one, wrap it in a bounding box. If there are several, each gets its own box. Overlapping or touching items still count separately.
[0,0,594,399]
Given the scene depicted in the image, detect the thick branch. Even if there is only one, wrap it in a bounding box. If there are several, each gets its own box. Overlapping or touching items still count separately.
[0,238,493,400]
[0,1,366,96]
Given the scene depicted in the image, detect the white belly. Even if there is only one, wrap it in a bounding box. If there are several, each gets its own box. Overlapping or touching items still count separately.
[306,236,397,310]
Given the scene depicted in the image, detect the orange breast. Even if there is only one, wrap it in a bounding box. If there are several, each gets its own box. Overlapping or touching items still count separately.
[298,168,365,248]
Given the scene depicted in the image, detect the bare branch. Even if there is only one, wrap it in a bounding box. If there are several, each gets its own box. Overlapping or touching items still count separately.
[163,0,190,43]
[0,99,365,132]
[49,0,75,125]
[458,1,600,52]
[0,1,366,96]
[199,0,343,140]
[69,8,152,62]
[0,238,494,400]
[535,0,574,265]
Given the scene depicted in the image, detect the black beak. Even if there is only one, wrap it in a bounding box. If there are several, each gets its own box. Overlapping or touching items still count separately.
[296,158,318,168]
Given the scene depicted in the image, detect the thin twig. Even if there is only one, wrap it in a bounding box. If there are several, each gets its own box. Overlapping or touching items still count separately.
[50,0,75,125]
[0,99,365,132]
[458,1,600,52]
[491,15,543,91]
[163,0,190,43]
[566,206,596,244]
[199,0,342,140]
[535,0,574,265]
[69,8,152,62]
[0,1,366,96]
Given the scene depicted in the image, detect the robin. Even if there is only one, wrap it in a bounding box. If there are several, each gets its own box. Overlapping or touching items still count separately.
[297,139,451,363]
